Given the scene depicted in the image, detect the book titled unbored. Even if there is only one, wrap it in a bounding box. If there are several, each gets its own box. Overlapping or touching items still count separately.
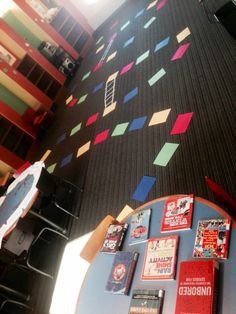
[129,289,165,314]
[142,235,179,280]
[105,251,139,295]
[175,260,219,314]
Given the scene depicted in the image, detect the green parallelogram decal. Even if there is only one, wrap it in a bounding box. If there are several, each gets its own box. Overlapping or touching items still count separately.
[112,122,129,136]
[153,143,179,166]
[136,50,150,65]
[77,94,88,105]
[148,68,166,86]
[70,123,82,136]
[47,163,57,174]
[82,72,91,81]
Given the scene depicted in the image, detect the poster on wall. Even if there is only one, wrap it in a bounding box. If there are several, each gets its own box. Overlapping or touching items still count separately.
[0,45,17,66]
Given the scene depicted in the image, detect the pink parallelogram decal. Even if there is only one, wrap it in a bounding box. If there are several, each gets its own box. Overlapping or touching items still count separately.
[94,129,110,145]
[110,21,118,30]
[120,62,134,75]
[68,98,78,107]
[109,32,117,42]
[171,43,191,61]
[93,62,104,72]
[86,112,99,126]
[157,0,168,11]
[171,112,194,135]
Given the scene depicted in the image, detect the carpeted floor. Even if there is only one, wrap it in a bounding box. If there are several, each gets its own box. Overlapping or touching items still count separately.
[34,0,236,247]
[30,0,236,312]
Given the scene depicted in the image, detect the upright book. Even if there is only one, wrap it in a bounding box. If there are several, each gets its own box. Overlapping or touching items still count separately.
[129,208,151,245]
[105,251,139,294]
[142,235,179,280]
[100,223,128,253]
[175,260,219,314]
[193,218,231,259]
[161,195,194,232]
[129,289,165,314]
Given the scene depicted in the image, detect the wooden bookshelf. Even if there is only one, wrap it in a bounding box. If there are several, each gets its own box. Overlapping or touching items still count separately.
[17,55,62,100]
[13,0,80,60]
[0,116,34,160]
[50,7,90,54]
[0,19,66,85]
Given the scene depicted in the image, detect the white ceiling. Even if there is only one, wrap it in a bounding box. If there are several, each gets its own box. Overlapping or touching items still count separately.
[70,0,126,30]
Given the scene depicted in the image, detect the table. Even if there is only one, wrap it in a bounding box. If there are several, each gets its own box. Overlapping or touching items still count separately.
[76,196,236,314]
[0,161,45,247]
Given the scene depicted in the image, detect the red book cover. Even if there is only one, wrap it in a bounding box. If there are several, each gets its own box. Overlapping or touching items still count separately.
[175,260,219,314]
[161,195,194,232]
[193,218,231,259]
[142,235,179,280]
[100,223,128,253]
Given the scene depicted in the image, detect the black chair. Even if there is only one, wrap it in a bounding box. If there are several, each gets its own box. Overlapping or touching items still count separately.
[35,168,82,219]
[3,222,68,280]
[25,227,68,279]
[0,172,12,197]
[3,219,34,257]
[0,187,7,198]
[214,1,236,40]
[0,293,33,314]
[0,263,32,303]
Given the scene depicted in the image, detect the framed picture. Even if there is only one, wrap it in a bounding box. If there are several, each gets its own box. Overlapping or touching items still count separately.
[0,45,17,66]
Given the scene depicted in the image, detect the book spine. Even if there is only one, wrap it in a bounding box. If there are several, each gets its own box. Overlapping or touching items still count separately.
[224,220,231,259]
[172,235,179,280]
[147,210,151,238]
[124,252,139,295]
[117,223,128,250]
[212,262,219,314]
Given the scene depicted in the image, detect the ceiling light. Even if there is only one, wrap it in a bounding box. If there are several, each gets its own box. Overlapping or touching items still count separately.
[0,0,15,17]
[82,0,98,5]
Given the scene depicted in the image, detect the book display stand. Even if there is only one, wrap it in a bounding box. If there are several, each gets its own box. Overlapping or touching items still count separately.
[77,196,236,314]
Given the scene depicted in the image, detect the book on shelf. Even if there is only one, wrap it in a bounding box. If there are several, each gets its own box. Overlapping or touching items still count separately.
[142,235,179,280]
[129,289,165,314]
[129,208,151,245]
[193,218,231,259]
[100,223,128,253]
[161,195,194,232]
[175,260,219,314]
[105,251,139,294]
